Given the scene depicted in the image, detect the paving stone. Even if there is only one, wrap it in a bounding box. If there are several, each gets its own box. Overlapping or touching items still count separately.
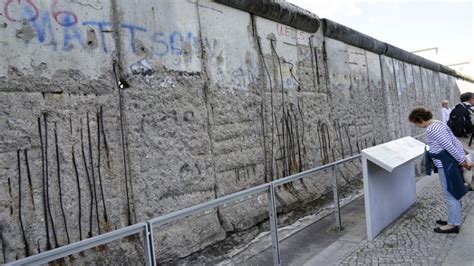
[338,182,474,264]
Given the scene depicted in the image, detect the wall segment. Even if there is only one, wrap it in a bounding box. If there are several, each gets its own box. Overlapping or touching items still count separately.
[1,0,471,264]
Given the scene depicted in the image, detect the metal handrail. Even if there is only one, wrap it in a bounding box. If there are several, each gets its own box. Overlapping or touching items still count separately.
[7,153,364,266]
[8,222,151,265]
[273,154,361,186]
[149,183,270,227]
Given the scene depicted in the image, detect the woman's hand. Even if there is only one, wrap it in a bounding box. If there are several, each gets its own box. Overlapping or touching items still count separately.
[461,160,472,170]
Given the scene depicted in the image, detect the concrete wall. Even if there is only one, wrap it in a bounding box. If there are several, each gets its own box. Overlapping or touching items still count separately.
[0,0,462,264]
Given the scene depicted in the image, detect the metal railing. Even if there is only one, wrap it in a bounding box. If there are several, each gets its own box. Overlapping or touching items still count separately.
[8,154,362,266]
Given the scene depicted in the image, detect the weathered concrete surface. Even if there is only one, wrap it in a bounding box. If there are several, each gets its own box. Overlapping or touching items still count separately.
[0,0,467,264]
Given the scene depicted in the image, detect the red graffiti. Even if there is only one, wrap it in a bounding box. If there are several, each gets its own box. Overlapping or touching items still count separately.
[276,24,305,40]
[3,0,77,26]
[51,0,77,26]
[4,0,39,22]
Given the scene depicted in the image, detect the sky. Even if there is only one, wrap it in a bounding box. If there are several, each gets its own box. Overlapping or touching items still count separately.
[287,0,473,71]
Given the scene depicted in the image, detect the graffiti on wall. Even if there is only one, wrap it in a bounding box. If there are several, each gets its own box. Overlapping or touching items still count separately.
[203,37,258,90]
[276,23,306,41]
[3,0,196,65]
[2,1,267,88]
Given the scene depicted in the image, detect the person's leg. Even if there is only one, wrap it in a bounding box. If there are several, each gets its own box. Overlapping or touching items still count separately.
[438,169,462,226]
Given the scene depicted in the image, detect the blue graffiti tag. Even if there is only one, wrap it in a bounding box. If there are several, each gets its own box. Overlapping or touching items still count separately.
[152,32,169,56]
[62,15,84,51]
[28,9,58,51]
[121,23,147,53]
[152,31,195,61]
[16,8,196,64]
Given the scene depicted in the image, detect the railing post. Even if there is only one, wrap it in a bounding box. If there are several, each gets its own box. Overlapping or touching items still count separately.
[268,184,281,266]
[144,222,156,266]
[332,165,342,231]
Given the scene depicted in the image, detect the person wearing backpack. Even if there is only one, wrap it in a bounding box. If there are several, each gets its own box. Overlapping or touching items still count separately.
[447,92,474,138]
[447,92,474,191]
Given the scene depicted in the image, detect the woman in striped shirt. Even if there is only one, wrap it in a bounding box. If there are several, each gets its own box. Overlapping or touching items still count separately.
[409,108,469,234]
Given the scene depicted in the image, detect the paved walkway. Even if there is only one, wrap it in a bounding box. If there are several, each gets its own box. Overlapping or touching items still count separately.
[334,174,474,265]
[321,137,474,265]
[228,173,474,265]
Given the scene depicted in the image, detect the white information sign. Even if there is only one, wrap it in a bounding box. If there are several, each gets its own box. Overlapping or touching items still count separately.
[362,137,426,172]
[361,137,425,240]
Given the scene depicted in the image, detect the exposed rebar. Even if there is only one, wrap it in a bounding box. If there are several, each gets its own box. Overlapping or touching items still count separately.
[71,145,83,241]
[55,123,70,244]
[37,117,51,250]
[44,114,59,248]
[17,150,30,257]
[80,121,94,238]
[113,62,132,226]
[7,177,13,215]
[87,112,101,235]
[99,107,111,171]
[97,109,109,227]
[24,149,35,210]
[255,19,275,182]
[271,39,289,179]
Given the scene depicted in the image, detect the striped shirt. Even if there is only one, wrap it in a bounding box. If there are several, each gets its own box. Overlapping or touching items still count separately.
[426,120,465,168]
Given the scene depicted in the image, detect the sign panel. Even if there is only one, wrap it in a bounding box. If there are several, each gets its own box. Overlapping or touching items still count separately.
[362,137,425,172]
[362,136,425,240]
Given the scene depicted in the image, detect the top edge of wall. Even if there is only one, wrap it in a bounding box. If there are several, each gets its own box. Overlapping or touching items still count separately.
[214,0,320,33]
[321,18,473,83]
[212,0,473,83]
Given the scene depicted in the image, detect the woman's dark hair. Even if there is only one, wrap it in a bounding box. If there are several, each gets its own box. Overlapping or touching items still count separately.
[409,108,433,123]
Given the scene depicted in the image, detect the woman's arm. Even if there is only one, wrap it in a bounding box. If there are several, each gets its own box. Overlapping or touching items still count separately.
[429,123,465,163]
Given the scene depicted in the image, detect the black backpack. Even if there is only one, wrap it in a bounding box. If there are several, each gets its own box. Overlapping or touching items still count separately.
[447,104,473,137]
